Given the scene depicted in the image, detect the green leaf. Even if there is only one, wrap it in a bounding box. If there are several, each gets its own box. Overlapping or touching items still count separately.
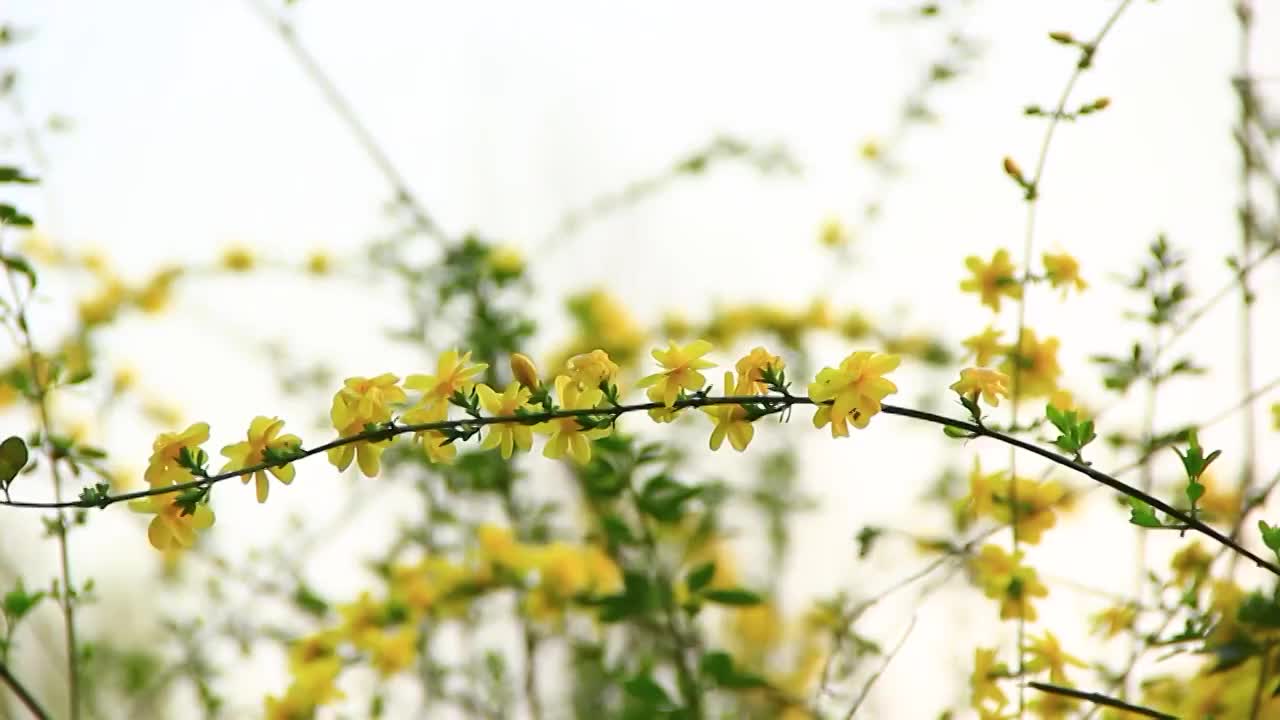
[1128,497,1163,528]
[2,580,45,621]
[703,588,762,606]
[1259,521,1280,552]
[0,435,29,486]
[942,425,974,439]
[622,674,673,707]
[0,166,37,184]
[0,205,34,228]
[685,562,716,593]
[638,474,701,523]
[1186,480,1205,506]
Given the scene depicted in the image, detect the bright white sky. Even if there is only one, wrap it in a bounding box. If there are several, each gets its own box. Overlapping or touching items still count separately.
[2,1,1279,718]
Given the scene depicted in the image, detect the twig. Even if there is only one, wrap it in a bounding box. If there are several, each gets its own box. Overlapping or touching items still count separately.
[245,0,445,241]
[0,662,51,720]
[1027,681,1176,720]
[1,231,80,720]
[844,614,916,719]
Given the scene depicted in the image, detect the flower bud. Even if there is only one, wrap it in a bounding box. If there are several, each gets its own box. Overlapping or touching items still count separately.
[509,353,540,390]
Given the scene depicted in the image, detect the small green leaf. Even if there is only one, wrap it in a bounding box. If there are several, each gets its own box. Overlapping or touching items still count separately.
[622,674,673,706]
[1260,521,1280,552]
[1128,497,1163,528]
[0,435,29,486]
[703,588,762,606]
[685,562,716,593]
[943,425,974,439]
[1186,480,1205,505]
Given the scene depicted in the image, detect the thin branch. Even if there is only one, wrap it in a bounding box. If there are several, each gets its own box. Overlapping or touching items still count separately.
[1026,681,1176,720]
[0,662,51,720]
[1,232,80,720]
[844,614,916,719]
[3,392,1276,577]
[245,0,445,241]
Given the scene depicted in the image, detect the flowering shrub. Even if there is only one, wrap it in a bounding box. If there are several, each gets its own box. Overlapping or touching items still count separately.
[1,4,1280,720]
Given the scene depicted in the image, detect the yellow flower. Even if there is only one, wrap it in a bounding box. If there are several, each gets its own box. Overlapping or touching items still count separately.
[730,603,783,659]
[220,245,255,272]
[818,217,849,248]
[992,476,1065,545]
[487,245,525,278]
[264,656,344,720]
[808,351,900,437]
[368,627,417,677]
[130,493,215,551]
[970,544,1049,621]
[509,353,540,390]
[1272,402,1280,430]
[971,647,1008,710]
[701,372,756,452]
[1170,541,1213,586]
[566,349,619,390]
[306,250,331,275]
[1023,630,1086,683]
[1090,605,1137,639]
[1000,329,1061,398]
[961,249,1022,312]
[220,416,303,503]
[637,340,717,407]
[145,423,211,488]
[406,350,488,410]
[328,374,405,478]
[735,346,784,392]
[476,524,526,570]
[962,326,1005,367]
[967,457,1005,518]
[1195,471,1241,522]
[77,278,128,326]
[404,401,456,465]
[536,375,611,465]
[1047,389,1075,412]
[476,382,534,458]
[288,632,339,673]
[951,367,1012,407]
[331,374,406,429]
[1042,251,1087,295]
[133,266,183,314]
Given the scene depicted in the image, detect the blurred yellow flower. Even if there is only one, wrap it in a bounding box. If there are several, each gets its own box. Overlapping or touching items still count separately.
[220,245,255,272]
[960,249,1022,312]
[1042,251,1087,294]
[1000,329,1061,398]
[962,326,1004,367]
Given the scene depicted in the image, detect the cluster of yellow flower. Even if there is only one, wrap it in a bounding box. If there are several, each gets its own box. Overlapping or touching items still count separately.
[132,341,919,552]
[955,248,1087,717]
[265,525,624,717]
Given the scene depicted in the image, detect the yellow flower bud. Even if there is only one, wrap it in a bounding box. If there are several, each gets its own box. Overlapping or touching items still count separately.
[509,352,540,390]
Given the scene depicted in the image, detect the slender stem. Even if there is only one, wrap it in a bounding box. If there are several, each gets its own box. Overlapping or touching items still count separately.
[1230,0,1257,576]
[1008,5,1135,712]
[2,393,1275,575]
[626,484,702,718]
[1027,681,1175,720]
[245,0,444,241]
[0,662,51,720]
[1,236,80,720]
